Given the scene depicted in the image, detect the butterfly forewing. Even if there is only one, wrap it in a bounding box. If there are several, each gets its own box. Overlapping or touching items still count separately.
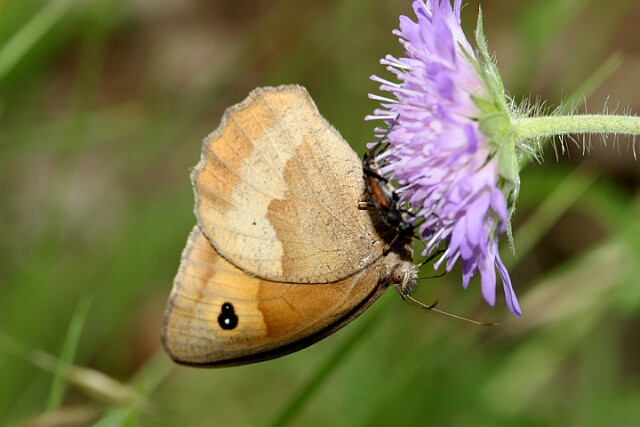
[192,86,382,283]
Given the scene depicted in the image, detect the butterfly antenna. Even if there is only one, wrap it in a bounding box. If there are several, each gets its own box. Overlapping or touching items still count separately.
[418,249,445,267]
[418,271,446,280]
[404,294,500,327]
[416,249,447,280]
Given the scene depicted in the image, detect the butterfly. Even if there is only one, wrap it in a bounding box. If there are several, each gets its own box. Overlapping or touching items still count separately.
[161,85,418,367]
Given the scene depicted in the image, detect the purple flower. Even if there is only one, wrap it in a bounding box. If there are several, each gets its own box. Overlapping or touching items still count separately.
[367,0,522,316]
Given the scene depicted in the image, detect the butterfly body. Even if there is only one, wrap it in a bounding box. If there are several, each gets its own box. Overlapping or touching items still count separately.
[362,141,416,243]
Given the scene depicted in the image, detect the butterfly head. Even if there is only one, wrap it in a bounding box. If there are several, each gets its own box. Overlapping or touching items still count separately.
[384,255,418,298]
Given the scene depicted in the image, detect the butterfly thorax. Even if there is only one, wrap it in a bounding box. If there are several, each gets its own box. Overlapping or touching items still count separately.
[362,142,415,237]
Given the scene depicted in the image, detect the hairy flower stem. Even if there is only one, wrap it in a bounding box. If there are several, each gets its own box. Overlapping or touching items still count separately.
[514,115,640,140]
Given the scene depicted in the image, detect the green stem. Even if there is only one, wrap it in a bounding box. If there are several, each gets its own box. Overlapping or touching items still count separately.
[514,115,640,140]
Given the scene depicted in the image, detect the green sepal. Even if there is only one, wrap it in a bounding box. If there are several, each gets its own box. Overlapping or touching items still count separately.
[474,7,509,114]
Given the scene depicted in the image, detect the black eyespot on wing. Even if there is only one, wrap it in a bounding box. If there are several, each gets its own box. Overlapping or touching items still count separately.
[218,302,238,330]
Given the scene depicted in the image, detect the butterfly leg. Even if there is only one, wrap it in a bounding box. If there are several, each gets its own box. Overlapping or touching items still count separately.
[362,161,390,182]
[358,201,375,210]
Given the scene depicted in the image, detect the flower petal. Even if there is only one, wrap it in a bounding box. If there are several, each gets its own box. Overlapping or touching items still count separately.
[496,250,522,316]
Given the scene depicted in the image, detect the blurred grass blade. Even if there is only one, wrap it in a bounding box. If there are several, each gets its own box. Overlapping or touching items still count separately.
[14,405,101,427]
[507,241,627,335]
[46,295,93,412]
[127,348,175,396]
[482,242,628,415]
[0,332,148,409]
[512,164,599,262]
[65,366,148,409]
[519,51,622,165]
[0,0,75,83]
[561,52,624,114]
[268,297,390,427]
[90,350,175,427]
[88,407,136,427]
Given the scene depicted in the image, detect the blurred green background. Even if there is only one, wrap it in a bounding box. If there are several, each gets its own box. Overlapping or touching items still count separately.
[1,0,640,426]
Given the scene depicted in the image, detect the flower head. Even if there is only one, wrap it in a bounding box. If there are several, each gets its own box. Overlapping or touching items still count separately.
[367,0,522,316]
